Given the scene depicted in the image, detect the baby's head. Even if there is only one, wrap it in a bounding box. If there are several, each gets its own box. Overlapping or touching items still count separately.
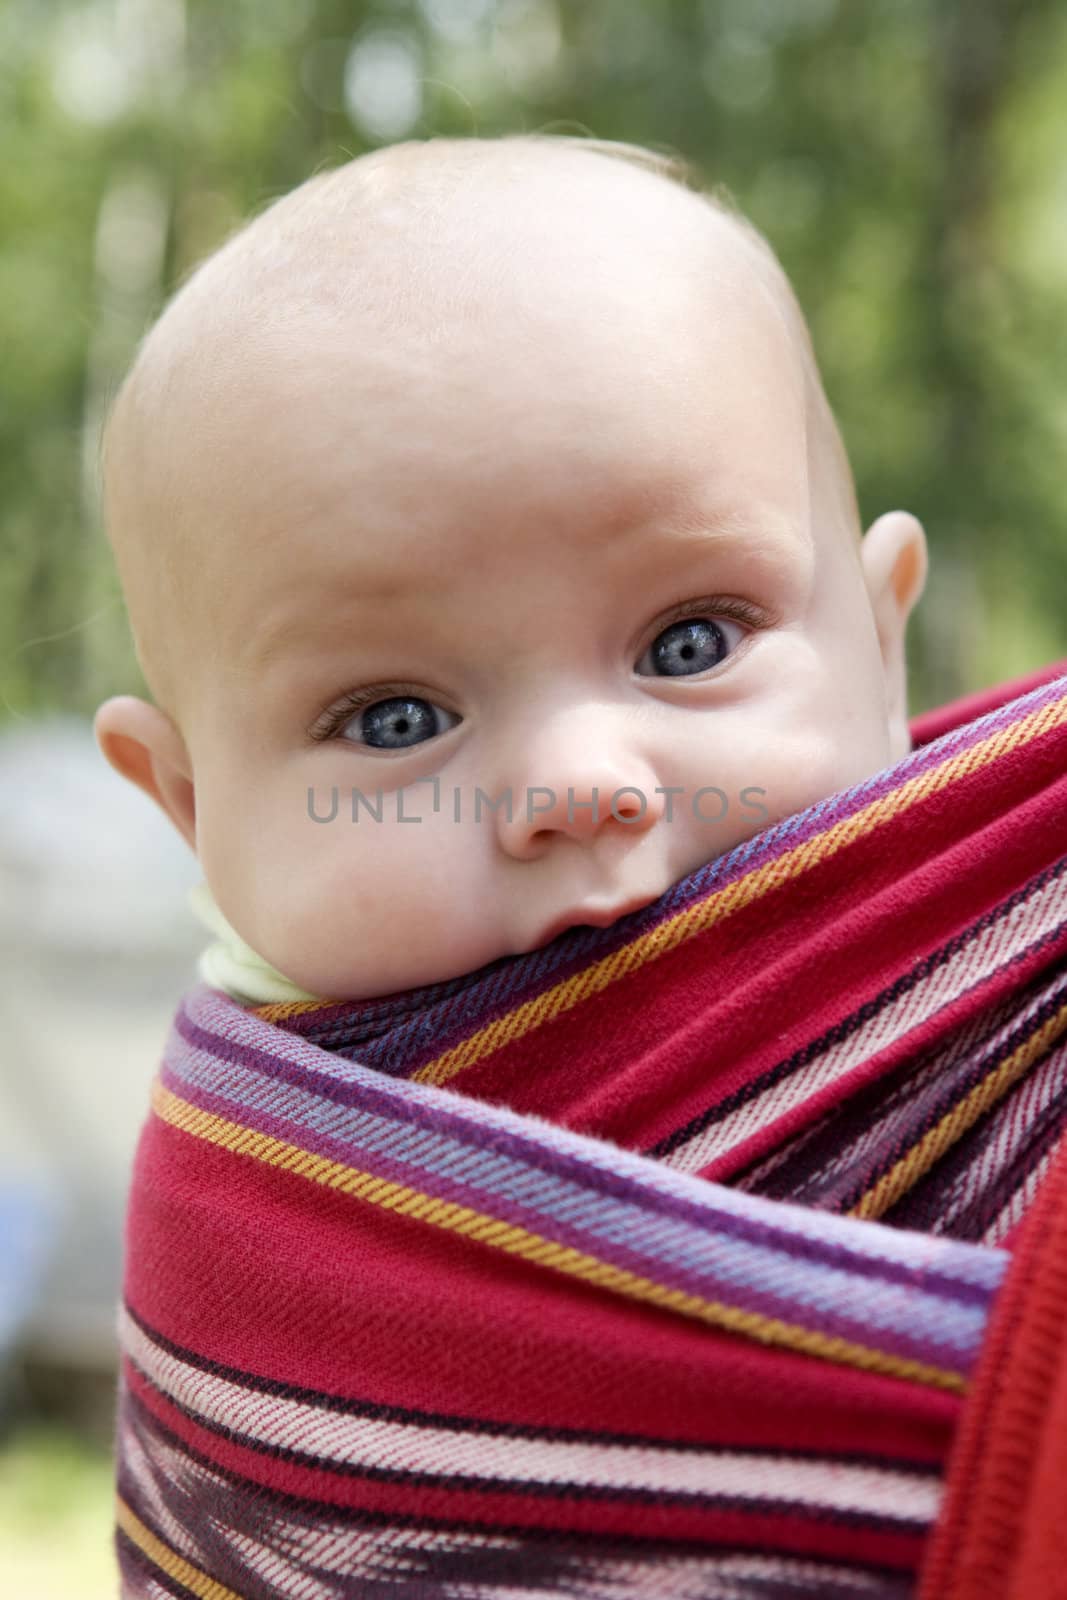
[95,134,927,1002]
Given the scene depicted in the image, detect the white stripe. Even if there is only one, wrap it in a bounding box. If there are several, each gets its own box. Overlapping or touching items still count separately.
[983,1141,1060,1247]
[931,1036,1067,1235]
[119,1394,909,1598]
[665,871,1067,1176]
[120,1309,940,1525]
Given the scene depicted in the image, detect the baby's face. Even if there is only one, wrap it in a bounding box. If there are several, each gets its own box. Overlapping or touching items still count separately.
[104,145,923,1001]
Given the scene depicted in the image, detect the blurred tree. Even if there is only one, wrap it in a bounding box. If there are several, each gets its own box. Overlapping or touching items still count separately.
[1,0,1065,724]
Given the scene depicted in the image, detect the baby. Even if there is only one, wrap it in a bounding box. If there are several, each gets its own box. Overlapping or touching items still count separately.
[94,133,928,1005]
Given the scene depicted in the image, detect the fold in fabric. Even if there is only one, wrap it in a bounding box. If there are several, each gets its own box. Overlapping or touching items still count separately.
[114,660,1067,1599]
[917,1121,1067,1600]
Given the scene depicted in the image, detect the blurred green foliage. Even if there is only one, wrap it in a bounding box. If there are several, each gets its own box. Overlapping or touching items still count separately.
[0,1422,117,1598]
[2,0,1066,721]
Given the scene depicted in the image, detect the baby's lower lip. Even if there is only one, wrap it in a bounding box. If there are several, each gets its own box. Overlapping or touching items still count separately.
[537,898,656,946]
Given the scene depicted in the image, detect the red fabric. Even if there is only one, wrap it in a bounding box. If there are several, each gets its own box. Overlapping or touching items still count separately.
[918,1127,1067,1600]
[125,1111,952,1564]
[911,660,1067,1598]
[114,656,1067,1595]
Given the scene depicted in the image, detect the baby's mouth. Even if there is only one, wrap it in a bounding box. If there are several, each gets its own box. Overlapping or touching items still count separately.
[535,895,660,949]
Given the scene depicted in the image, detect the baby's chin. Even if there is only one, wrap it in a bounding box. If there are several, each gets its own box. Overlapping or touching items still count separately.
[291,911,646,1004]
[282,936,530,1006]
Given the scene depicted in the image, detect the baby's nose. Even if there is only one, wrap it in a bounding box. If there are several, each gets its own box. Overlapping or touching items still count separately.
[494,728,665,861]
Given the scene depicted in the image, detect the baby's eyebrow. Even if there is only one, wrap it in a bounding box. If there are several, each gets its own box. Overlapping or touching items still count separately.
[633,504,813,570]
[653,513,802,553]
[238,580,406,675]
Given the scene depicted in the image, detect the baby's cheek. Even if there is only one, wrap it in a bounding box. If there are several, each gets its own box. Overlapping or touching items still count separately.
[752,729,850,823]
[271,820,414,938]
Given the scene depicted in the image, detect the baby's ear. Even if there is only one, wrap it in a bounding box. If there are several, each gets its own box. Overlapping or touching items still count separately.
[94,695,197,853]
[860,511,928,762]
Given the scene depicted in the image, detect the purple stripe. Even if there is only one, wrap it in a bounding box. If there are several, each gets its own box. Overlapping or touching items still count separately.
[168,989,1001,1311]
[159,1057,976,1377]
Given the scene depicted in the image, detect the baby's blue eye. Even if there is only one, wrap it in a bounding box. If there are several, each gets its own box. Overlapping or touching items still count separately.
[351,697,456,749]
[639,618,731,678]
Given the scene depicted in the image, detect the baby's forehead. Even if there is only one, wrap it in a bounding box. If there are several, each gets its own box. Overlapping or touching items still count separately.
[102,139,842,720]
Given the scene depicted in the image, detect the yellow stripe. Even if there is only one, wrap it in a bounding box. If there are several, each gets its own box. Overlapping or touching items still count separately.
[116,1493,246,1599]
[412,694,1067,1088]
[849,999,1067,1222]
[152,1078,965,1393]
[252,996,325,1022]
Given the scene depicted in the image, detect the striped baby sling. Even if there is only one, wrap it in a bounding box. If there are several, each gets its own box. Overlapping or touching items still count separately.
[114,661,1067,1599]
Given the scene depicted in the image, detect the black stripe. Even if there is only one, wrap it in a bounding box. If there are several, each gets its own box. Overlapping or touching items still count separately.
[889,1040,1067,1237]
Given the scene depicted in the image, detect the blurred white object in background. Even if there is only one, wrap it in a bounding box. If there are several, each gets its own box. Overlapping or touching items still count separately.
[0,715,203,1370]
